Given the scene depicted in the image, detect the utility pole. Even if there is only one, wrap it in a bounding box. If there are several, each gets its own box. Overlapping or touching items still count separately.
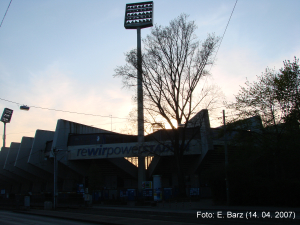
[223,110,230,205]
[53,148,58,209]
[110,115,112,131]
[3,123,6,147]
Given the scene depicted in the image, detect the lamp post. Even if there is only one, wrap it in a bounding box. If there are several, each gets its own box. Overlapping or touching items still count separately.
[124,1,153,193]
[53,148,64,210]
[53,148,58,210]
[1,108,13,148]
[223,110,230,205]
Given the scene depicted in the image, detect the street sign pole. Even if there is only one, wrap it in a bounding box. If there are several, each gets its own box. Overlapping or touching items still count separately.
[3,122,6,147]
[1,108,13,148]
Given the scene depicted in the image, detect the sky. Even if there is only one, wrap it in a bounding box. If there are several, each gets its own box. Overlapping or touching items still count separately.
[0,0,299,148]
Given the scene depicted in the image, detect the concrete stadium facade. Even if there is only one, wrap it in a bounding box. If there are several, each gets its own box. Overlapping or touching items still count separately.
[0,109,243,202]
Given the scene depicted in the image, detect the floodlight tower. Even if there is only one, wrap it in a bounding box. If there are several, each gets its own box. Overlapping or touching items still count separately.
[124,1,153,193]
[1,108,13,147]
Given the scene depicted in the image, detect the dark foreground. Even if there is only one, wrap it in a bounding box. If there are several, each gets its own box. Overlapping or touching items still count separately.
[6,201,300,225]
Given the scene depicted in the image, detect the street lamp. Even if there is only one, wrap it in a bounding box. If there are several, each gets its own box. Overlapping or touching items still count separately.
[1,108,13,147]
[124,1,153,193]
[20,105,30,111]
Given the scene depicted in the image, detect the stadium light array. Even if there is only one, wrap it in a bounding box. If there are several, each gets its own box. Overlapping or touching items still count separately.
[124,1,153,29]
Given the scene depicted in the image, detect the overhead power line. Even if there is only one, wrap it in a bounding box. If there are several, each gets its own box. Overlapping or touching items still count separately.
[0,0,12,28]
[202,0,238,93]
[202,0,238,100]
[210,0,238,69]
[0,97,128,120]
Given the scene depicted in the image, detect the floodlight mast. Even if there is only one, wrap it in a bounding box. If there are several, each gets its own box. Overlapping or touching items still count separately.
[124,1,153,193]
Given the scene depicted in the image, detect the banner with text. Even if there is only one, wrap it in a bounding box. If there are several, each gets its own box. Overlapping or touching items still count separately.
[68,140,201,160]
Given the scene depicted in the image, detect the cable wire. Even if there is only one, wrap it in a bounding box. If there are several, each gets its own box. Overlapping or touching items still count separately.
[202,0,238,91]
[0,97,128,119]
[210,0,238,71]
[0,0,12,28]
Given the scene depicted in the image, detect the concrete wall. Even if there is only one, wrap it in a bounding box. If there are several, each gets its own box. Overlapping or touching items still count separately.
[28,130,73,180]
[15,136,52,182]
[0,147,30,194]
[28,130,54,173]
[0,147,26,183]
[0,148,19,191]
[4,142,39,183]
[187,109,213,174]
[51,119,113,175]
[27,129,82,192]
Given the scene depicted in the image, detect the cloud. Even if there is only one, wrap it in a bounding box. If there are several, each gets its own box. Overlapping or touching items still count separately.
[2,62,133,147]
[210,45,280,103]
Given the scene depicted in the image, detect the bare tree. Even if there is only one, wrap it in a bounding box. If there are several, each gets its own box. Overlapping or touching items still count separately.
[115,14,220,196]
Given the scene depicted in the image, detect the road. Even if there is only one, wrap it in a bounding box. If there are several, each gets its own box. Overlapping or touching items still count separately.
[1,208,298,225]
[58,207,299,225]
[0,211,98,225]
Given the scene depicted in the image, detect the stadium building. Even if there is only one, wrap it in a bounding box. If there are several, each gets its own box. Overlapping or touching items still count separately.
[0,109,260,205]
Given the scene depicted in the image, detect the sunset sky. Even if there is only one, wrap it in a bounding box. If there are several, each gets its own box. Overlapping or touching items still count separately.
[0,0,299,147]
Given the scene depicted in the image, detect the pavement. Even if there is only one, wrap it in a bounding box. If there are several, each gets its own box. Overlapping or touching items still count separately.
[13,199,300,225]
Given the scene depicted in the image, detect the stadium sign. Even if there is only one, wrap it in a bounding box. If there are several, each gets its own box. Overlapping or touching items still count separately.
[68,140,201,160]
